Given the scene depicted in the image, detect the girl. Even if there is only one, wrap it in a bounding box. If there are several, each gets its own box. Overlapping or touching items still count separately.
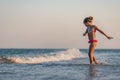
[83,16,113,64]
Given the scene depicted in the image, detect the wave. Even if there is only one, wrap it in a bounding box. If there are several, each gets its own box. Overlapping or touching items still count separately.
[0,48,84,64]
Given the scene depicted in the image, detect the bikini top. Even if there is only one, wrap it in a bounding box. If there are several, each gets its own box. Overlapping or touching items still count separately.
[87,27,96,33]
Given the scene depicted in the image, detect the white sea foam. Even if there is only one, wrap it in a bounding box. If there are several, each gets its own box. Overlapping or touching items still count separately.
[7,48,84,64]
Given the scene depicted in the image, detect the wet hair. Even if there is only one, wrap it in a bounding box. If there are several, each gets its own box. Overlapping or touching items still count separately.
[83,16,93,24]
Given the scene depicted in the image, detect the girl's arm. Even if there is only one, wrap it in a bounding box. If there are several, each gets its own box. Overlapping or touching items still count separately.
[83,28,88,36]
[94,25,113,39]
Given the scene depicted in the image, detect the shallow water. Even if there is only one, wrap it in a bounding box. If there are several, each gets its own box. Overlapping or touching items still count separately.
[0,48,120,80]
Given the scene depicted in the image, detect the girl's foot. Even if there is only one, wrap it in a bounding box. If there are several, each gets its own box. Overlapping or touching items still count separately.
[94,60,99,64]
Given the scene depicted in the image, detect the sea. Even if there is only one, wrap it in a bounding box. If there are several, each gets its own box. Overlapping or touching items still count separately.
[0,48,120,80]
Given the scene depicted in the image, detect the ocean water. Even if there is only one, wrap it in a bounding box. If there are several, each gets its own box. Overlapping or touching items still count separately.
[0,48,120,80]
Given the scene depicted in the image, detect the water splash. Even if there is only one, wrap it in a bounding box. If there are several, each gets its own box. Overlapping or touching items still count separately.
[0,48,84,64]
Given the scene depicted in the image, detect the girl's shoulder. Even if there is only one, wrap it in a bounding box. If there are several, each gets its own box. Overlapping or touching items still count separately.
[91,25,98,29]
[91,25,97,27]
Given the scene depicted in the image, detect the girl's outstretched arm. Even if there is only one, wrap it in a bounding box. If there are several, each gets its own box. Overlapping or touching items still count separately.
[94,25,113,39]
[83,28,88,36]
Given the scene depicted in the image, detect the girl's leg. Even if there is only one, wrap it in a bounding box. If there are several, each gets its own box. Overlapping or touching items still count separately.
[88,43,95,64]
[93,56,99,64]
[88,43,98,64]
[93,43,99,64]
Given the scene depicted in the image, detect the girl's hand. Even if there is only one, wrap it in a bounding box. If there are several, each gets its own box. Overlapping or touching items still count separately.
[83,33,86,36]
[107,36,113,40]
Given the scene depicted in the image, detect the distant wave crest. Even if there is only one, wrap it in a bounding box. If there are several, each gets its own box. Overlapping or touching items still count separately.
[0,48,84,64]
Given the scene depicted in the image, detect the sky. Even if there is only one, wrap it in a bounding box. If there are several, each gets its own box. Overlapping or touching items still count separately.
[0,0,120,49]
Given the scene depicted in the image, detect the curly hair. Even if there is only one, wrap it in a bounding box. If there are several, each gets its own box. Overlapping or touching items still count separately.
[83,16,93,24]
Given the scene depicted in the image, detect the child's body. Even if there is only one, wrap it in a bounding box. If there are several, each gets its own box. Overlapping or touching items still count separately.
[83,16,113,64]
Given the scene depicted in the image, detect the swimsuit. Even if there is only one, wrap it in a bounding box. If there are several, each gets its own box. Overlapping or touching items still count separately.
[87,27,98,43]
[87,27,96,33]
[88,40,98,43]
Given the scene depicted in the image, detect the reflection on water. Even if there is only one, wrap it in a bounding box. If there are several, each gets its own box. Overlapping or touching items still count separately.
[86,65,97,80]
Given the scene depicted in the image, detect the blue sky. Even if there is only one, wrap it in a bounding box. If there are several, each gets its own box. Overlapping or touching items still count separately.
[0,0,120,48]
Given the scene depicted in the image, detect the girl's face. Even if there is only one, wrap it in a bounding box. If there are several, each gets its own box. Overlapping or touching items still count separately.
[85,22,92,27]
